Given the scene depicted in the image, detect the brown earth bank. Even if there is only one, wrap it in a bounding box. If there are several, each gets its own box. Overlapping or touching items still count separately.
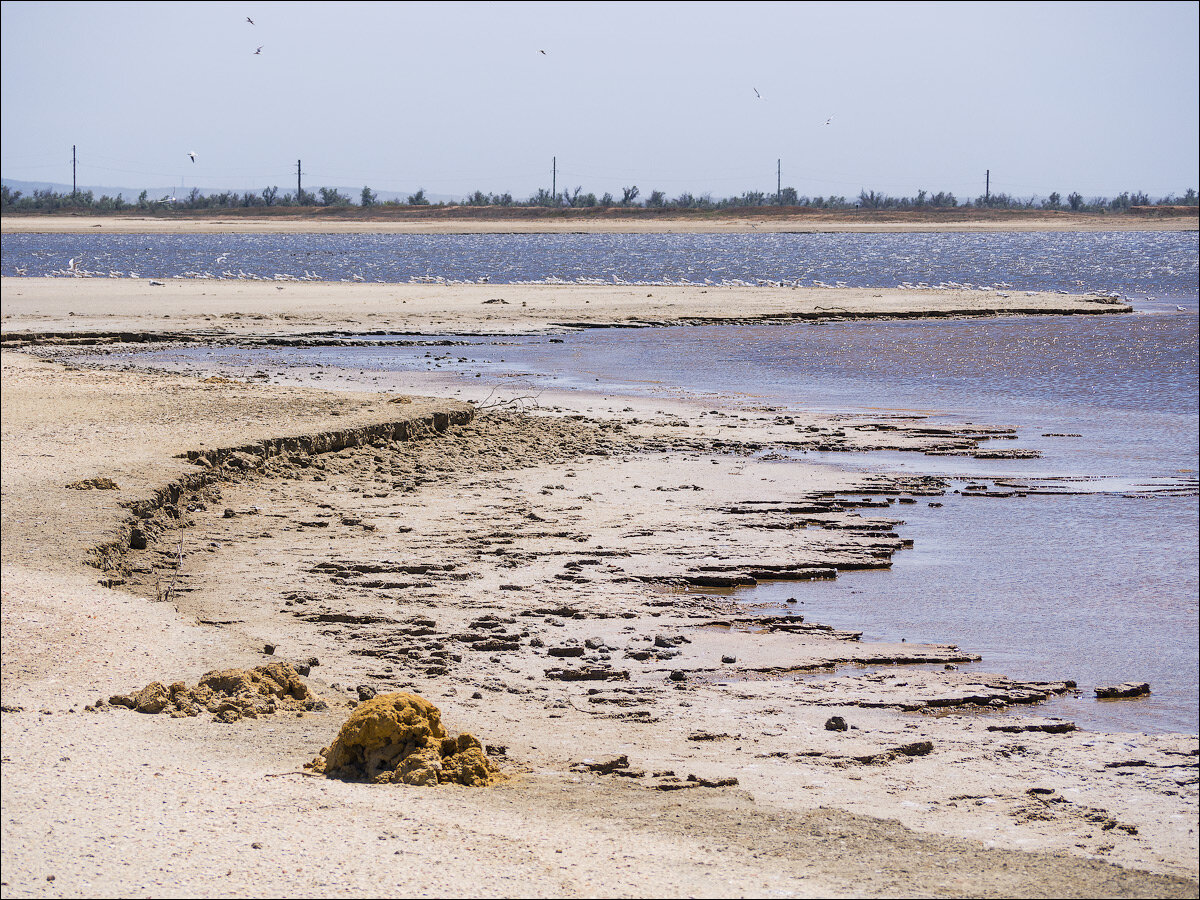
[2,348,1197,898]
[3,206,1197,233]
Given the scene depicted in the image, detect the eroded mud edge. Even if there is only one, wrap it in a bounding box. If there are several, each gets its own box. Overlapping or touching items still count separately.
[85,405,475,575]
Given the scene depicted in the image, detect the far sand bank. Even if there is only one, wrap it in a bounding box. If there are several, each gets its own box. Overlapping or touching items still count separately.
[3,211,1196,234]
[1,278,1130,340]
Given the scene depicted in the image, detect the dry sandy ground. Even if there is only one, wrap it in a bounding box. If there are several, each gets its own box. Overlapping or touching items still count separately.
[1,283,1196,897]
[1,278,1130,340]
[3,213,1196,234]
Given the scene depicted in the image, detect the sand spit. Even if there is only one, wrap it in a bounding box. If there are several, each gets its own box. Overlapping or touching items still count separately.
[1,278,1131,341]
[3,211,1196,234]
[2,349,1197,897]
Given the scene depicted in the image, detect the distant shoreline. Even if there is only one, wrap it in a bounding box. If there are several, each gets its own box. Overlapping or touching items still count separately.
[3,207,1197,234]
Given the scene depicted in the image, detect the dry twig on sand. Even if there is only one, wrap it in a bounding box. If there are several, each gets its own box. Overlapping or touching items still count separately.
[475,388,544,413]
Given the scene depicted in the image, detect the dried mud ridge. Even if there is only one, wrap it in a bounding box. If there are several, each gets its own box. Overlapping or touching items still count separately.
[558,300,1131,330]
[87,407,1030,579]
[86,405,474,576]
[88,408,1090,722]
[1,331,481,349]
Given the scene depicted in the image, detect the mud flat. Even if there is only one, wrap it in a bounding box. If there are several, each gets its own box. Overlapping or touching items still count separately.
[2,345,1197,898]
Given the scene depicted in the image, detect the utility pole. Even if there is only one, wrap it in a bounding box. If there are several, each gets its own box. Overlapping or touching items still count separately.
[551,156,556,203]
[297,159,302,204]
[985,169,990,203]
[72,145,77,198]
[777,158,781,205]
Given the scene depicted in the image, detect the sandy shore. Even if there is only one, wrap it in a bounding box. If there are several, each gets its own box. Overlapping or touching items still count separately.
[3,212,1196,234]
[1,278,1131,341]
[3,311,1198,898]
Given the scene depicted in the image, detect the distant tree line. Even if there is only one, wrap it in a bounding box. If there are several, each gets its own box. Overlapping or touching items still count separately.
[2,182,1196,213]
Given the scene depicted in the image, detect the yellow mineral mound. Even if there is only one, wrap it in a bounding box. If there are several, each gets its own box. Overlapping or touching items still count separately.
[309,692,500,787]
[66,476,120,490]
[103,662,323,723]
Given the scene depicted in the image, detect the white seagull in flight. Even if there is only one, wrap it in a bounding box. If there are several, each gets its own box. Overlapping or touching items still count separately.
[188,151,196,163]
[246,16,254,25]
[753,87,763,99]
[254,46,262,54]
[824,115,834,125]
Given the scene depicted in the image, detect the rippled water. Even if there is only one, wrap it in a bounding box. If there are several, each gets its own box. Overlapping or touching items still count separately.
[3,231,1198,298]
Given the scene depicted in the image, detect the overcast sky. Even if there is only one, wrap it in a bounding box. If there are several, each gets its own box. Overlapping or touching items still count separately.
[2,1,1197,201]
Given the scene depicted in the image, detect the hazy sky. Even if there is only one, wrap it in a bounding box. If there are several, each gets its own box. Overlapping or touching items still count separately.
[2,1,1197,201]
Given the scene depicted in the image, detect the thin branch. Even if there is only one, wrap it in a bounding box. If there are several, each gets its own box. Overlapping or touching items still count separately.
[475,389,545,413]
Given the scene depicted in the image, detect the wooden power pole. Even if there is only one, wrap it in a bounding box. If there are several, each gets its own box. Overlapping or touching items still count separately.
[777,158,781,204]
[297,160,302,204]
[72,145,77,198]
[985,169,990,203]
[552,156,556,203]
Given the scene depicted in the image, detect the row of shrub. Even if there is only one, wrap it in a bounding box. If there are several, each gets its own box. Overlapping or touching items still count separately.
[3,183,1196,213]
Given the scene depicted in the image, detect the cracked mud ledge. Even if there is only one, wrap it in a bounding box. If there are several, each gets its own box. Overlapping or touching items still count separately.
[85,405,474,576]
[103,406,1096,719]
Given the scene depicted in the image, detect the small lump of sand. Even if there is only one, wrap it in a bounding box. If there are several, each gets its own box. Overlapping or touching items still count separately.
[66,477,120,490]
[308,692,500,787]
[105,661,321,722]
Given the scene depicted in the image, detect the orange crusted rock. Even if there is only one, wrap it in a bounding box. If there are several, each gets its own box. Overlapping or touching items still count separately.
[103,662,322,722]
[311,692,500,787]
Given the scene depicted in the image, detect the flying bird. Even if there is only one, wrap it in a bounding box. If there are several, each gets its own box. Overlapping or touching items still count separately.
[539,49,546,55]
[823,116,834,125]
[246,16,254,24]
[188,151,196,163]
[254,45,262,54]
[753,87,763,99]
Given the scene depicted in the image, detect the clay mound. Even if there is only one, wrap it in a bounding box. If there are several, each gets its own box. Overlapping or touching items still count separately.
[308,692,500,787]
[103,661,324,723]
[66,477,120,490]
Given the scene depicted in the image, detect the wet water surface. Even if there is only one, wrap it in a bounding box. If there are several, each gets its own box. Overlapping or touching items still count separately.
[5,230,1197,299]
